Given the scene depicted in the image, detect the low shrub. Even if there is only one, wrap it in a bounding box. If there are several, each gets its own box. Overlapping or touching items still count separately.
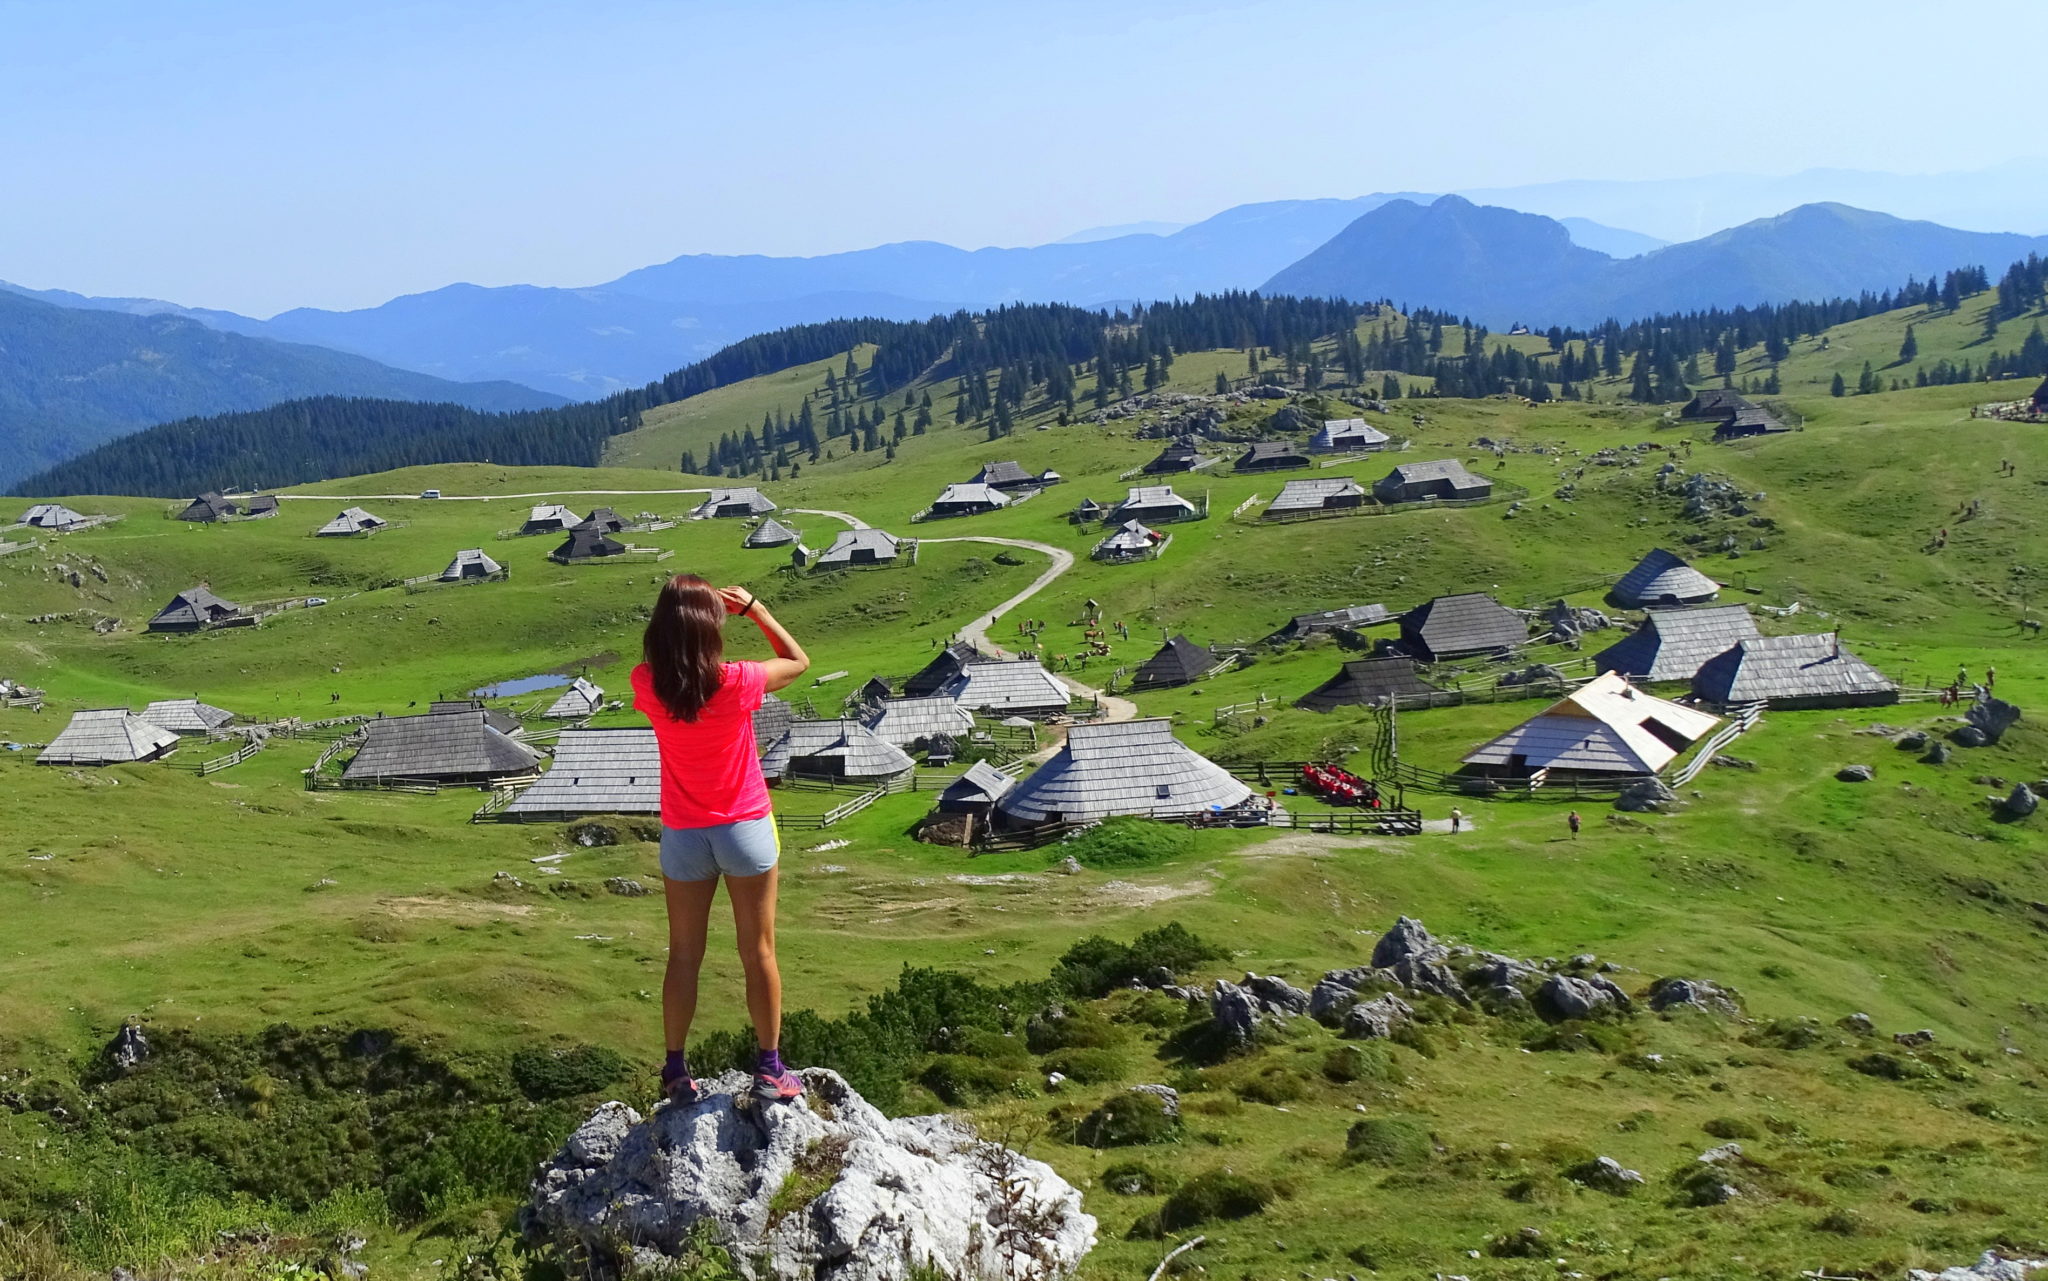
[1098,1160,1176,1196]
[1701,1116,1760,1140]
[1040,1047,1128,1084]
[1847,1052,1933,1081]
[1052,922,1227,999]
[1075,1091,1181,1148]
[1130,1170,1274,1237]
[1342,1117,1432,1167]
[509,1044,626,1101]
[1026,1004,1123,1054]
[1321,1042,1396,1084]
[1234,1065,1307,1105]
[1746,1017,1826,1051]
[918,1056,1031,1105]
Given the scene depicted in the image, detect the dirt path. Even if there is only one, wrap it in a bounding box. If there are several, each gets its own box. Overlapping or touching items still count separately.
[786,508,869,529]
[918,534,1139,731]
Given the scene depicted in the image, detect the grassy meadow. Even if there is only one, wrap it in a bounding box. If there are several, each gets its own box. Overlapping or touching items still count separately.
[4,298,2048,1279]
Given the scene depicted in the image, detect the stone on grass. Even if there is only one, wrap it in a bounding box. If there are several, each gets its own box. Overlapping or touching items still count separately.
[1646,977,1741,1017]
[1342,994,1414,1041]
[1836,764,1875,782]
[1210,975,1307,1043]
[1959,698,2022,747]
[1570,1155,1645,1195]
[2002,783,2038,817]
[1894,729,1930,751]
[603,877,649,897]
[524,1069,1096,1280]
[566,821,620,847]
[1615,778,1681,812]
[1371,916,1447,967]
[1923,741,1953,765]
[1697,1143,1743,1165]
[1535,974,1632,1020]
[1906,1251,2048,1281]
[1839,1012,1877,1036]
[106,1024,149,1075]
[1309,967,1378,1024]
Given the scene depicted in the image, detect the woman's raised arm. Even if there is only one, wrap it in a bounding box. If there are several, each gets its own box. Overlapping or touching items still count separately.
[721,586,809,692]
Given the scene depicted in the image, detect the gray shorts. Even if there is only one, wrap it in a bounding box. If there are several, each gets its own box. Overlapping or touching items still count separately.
[659,815,780,882]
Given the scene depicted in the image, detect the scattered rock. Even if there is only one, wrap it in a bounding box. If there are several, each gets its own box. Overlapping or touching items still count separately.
[1894,1029,1936,1047]
[1342,994,1414,1041]
[1209,976,1307,1043]
[1697,1143,1743,1165]
[106,1024,149,1075]
[524,1070,1096,1280]
[1309,967,1378,1024]
[1958,698,2022,747]
[1614,778,1681,812]
[1371,916,1446,967]
[1923,741,1953,765]
[1838,1012,1877,1036]
[1570,1155,1646,1195]
[2002,783,2038,817]
[1535,974,1632,1021]
[1125,1083,1180,1121]
[1836,764,1875,782]
[1055,855,1083,875]
[566,821,620,847]
[1894,729,1930,751]
[1906,1252,2048,1281]
[1646,977,1741,1017]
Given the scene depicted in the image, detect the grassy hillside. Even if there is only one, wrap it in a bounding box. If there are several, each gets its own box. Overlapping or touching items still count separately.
[6,337,2048,1278]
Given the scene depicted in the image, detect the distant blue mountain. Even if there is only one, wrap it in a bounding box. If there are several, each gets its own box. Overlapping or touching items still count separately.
[0,285,564,488]
[1262,197,2048,328]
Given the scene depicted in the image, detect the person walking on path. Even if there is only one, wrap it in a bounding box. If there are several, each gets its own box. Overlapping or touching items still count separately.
[633,574,811,1106]
[1986,665,1996,691]
[1448,807,1463,833]
[1568,810,1582,839]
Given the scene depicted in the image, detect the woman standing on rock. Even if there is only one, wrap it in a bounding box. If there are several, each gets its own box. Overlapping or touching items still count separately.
[633,573,811,1104]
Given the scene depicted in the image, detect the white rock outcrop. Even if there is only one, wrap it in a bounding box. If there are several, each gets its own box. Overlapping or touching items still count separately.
[524,1068,1096,1281]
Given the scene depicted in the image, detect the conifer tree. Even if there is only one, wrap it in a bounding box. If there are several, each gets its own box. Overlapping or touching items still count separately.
[1831,371,1847,397]
[1899,325,1918,362]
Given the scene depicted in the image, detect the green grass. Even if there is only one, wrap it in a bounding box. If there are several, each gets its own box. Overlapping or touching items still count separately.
[6,301,2048,1278]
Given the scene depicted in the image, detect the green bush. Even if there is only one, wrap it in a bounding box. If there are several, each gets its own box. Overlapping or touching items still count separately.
[936,1027,1028,1063]
[1746,1017,1826,1050]
[1040,1047,1128,1084]
[1112,991,1194,1029]
[918,1056,1031,1105]
[1322,1043,1397,1084]
[1847,1052,1933,1081]
[1054,817,1194,869]
[1343,1117,1432,1167]
[1702,1116,1760,1140]
[1076,1091,1182,1148]
[1025,1003,1123,1054]
[509,1044,626,1101]
[1131,1170,1275,1236]
[1234,1065,1307,1105]
[1052,922,1227,998]
[1098,1160,1176,1196]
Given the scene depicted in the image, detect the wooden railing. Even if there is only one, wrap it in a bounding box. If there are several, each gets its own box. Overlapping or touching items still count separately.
[198,737,267,775]
[1668,702,1765,786]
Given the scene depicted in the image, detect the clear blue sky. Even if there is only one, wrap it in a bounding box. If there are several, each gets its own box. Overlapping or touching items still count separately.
[3,0,2039,315]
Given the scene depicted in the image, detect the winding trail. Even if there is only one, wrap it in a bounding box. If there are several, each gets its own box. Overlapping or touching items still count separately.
[279,488,716,501]
[786,508,870,530]
[918,534,1138,727]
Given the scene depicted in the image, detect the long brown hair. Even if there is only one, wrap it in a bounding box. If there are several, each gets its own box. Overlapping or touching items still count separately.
[643,573,726,721]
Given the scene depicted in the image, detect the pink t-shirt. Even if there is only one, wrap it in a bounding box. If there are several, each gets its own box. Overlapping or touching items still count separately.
[630,660,771,828]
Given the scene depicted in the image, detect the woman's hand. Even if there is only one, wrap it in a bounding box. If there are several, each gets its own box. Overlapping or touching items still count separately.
[716,585,757,615]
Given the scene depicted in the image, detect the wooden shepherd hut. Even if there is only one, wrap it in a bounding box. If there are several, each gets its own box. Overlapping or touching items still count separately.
[1130,635,1225,689]
[1142,438,1209,474]
[759,719,914,784]
[690,488,777,519]
[1093,519,1163,562]
[944,658,1072,719]
[146,586,245,633]
[1398,593,1527,662]
[1264,477,1365,518]
[138,698,237,734]
[906,642,979,697]
[1460,671,1720,778]
[501,728,659,819]
[315,506,388,537]
[1310,418,1391,452]
[995,718,1252,826]
[927,483,1012,518]
[1112,485,1201,525]
[1295,657,1444,712]
[971,460,1040,491]
[1690,633,1897,709]
[542,677,605,719]
[550,528,629,563]
[521,504,579,534]
[20,503,89,531]
[1235,441,1311,473]
[744,518,802,548]
[343,709,542,784]
[1373,459,1492,504]
[440,549,504,581]
[37,709,181,766]
[1595,605,1760,683]
[1610,548,1719,608]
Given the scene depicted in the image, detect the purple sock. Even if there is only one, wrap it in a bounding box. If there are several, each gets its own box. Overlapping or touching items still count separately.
[756,1047,786,1076]
[664,1049,689,1081]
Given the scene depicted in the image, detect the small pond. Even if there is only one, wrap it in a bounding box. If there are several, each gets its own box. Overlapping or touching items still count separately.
[470,673,573,698]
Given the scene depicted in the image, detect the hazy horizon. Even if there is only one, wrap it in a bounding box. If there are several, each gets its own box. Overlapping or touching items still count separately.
[5,0,2042,315]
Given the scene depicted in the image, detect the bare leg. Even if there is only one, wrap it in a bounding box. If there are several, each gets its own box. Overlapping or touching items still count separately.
[724,866,783,1051]
[662,875,719,1053]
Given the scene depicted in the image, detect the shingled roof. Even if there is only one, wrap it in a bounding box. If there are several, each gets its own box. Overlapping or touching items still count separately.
[759,719,914,782]
[691,488,777,519]
[1679,388,1750,421]
[937,760,1017,811]
[972,460,1037,489]
[1295,657,1444,712]
[574,507,628,533]
[1310,417,1391,451]
[315,506,386,536]
[1266,476,1365,514]
[1236,441,1310,470]
[1462,672,1720,776]
[860,695,976,747]
[744,518,802,548]
[1113,485,1199,521]
[147,586,242,630]
[1275,603,1392,640]
[1399,593,1527,661]
[1142,438,1209,473]
[930,483,1012,512]
[1611,548,1720,608]
[502,728,660,817]
[139,698,238,734]
[521,503,578,533]
[21,503,87,529]
[542,677,605,719]
[440,549,503,580]
[814,528,903,566]
[945,658,1072,715]
[1595,605,1760,682]
[344,710,543,782]
[429,699,522,735]
[37,709,181,765]
[551,528,627,561]
[1094,519,1161,559]
[1691,634,1897,708]
[754,692,794,752]
[1374,458,1492,502]
[906,642,980,697]
[1131,635,1222,688]
[997,719,1252,824]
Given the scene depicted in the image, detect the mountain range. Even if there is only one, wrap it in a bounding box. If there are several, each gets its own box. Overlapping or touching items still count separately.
[0,287,563,489]
[1263,199,2048,327]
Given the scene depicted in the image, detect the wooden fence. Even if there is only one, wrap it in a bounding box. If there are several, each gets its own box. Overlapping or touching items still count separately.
[1253,480,1530,525]
[198,737,267,775]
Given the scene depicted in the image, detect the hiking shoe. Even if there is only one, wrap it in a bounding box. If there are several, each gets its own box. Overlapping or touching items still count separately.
[753,1065,805,1102]
[660,1065,700,1105]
